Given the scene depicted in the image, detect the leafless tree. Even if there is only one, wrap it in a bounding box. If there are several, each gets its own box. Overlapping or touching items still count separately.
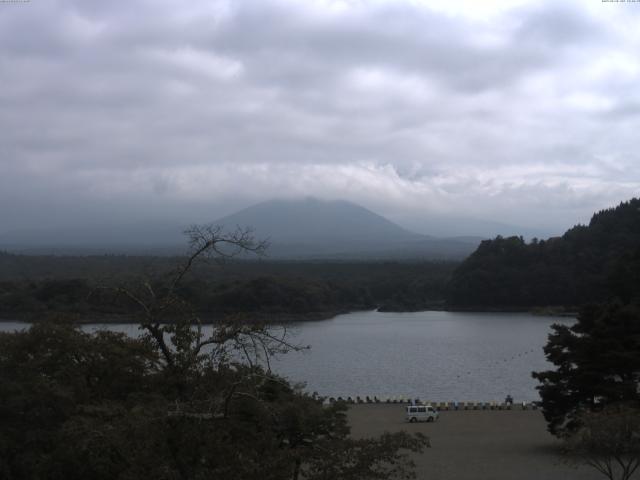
[102,224,312,419]
[564,404,640,480]
[107,224,303,371]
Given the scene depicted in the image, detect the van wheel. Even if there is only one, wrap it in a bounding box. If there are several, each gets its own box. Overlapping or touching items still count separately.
[410,417,417,423]
[427,417,434,422]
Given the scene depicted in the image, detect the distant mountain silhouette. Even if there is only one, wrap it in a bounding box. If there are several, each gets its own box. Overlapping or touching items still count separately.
[214,198,481,259]
[216,197,418,243]
[0,198,482,259]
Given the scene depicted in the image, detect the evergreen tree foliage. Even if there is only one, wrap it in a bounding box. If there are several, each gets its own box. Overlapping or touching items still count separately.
[532,302,640,436]
[448,198,640,308]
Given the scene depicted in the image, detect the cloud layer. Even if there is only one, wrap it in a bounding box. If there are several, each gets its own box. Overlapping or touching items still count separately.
[1,0,639,236]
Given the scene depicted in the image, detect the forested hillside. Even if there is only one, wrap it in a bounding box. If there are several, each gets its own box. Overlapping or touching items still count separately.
[447,198,640,308]
[0,256,455,320]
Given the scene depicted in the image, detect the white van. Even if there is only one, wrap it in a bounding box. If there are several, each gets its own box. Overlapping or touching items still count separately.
[405,405,439,423]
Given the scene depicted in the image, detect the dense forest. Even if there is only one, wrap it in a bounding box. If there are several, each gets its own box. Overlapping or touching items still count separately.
[0,254,456,321]
[447,198,640,309]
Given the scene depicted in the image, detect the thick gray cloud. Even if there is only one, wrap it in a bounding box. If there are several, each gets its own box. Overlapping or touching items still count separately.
[1,0,639,237]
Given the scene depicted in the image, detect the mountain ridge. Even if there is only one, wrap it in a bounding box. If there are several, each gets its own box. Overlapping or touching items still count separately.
[0,197,482,259]
[214,197,479,259]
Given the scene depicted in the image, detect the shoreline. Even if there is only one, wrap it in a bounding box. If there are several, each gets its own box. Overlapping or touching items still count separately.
[0,310,347,325]
[0,305,577,324]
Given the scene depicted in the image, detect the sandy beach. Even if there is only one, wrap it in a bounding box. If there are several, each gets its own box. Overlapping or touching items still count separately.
[348,404,602,480]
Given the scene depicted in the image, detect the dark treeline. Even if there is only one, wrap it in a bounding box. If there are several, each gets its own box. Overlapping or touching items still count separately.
[448,198,640,309]
[0,255,457,320]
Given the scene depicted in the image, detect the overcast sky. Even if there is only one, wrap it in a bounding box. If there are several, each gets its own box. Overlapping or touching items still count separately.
[1,0,639,238]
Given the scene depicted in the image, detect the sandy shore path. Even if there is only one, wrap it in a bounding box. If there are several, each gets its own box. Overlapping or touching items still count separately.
[347,404,602,480]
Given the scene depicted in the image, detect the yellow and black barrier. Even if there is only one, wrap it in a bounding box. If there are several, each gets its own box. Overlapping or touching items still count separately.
[324,396,541,410]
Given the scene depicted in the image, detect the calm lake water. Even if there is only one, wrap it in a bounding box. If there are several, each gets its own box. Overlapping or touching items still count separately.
[1,310,573,402]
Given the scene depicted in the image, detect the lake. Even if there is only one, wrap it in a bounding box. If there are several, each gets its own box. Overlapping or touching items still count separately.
[0,310,572,402]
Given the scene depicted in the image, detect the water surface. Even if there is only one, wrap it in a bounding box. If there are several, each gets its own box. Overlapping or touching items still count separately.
[1,310,572,402]
[271,310,572,402]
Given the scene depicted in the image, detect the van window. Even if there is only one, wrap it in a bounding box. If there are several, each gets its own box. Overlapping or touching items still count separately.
[409,407,418,413]
[417,407,426,413]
